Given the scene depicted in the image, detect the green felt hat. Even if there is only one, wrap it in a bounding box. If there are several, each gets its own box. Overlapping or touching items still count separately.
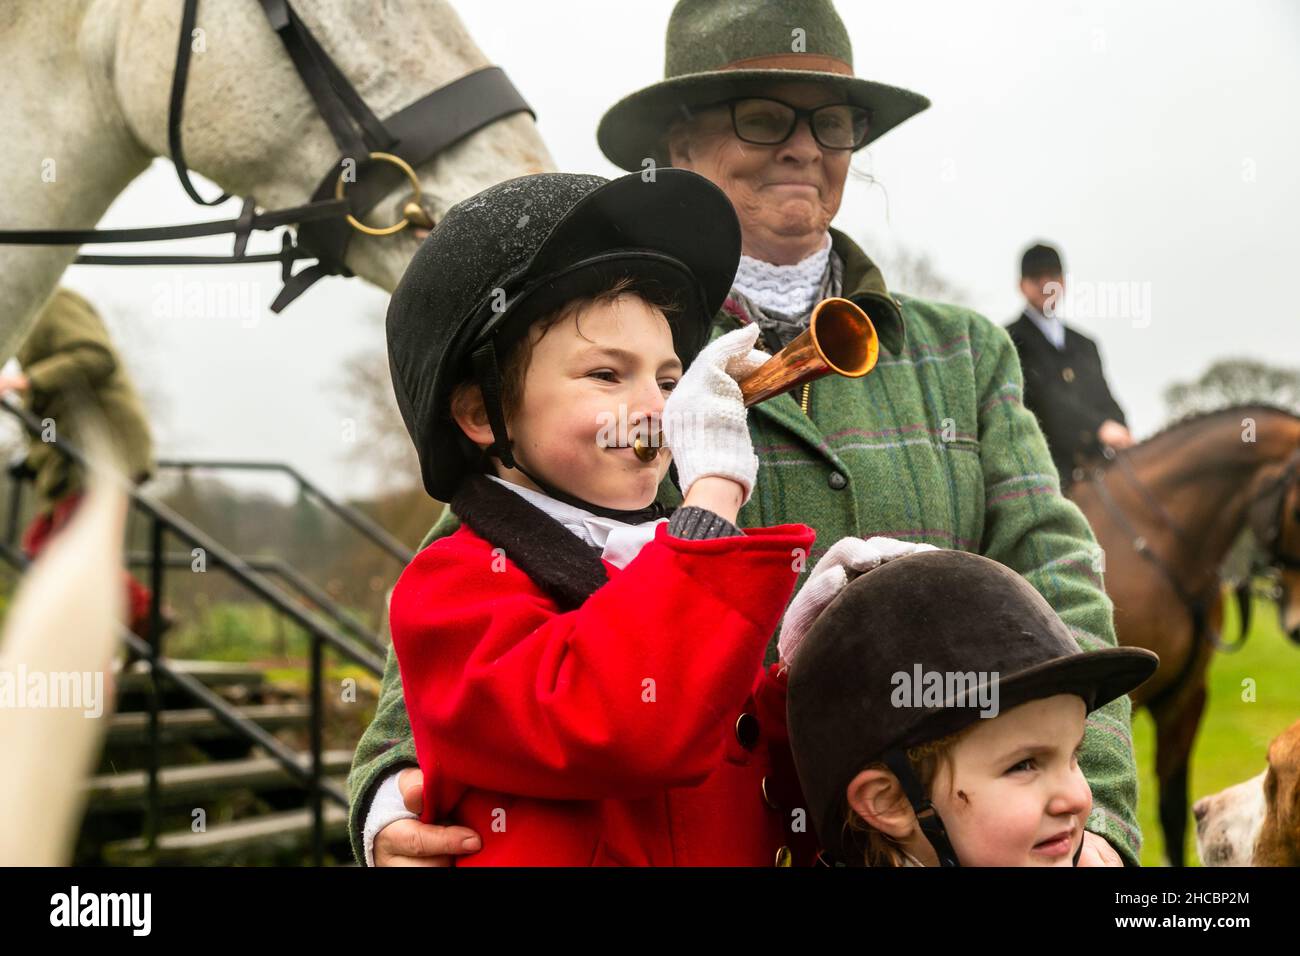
[598,0,932,172]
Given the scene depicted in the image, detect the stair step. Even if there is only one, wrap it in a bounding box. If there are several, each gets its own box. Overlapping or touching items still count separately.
[85,751,354,811]
[106,703,309,745]
[115,659,267,696]
[102,804,350,865]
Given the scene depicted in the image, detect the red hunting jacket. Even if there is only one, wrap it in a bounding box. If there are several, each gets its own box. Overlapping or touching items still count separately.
[388,486,817,866]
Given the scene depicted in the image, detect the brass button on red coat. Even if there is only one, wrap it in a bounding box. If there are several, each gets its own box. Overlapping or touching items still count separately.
[735,713,760,750]
[762,775,780,809]
[774,846,792,867]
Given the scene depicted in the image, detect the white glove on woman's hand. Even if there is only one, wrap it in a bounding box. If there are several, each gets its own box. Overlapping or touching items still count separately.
[663,324,770,503]
[779,537,941,667]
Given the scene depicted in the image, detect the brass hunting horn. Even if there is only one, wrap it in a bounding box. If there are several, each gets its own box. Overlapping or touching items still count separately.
[633,297,880,462]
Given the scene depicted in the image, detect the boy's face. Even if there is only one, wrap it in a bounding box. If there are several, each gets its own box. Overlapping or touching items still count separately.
[499,294,680,510]
[924,694,1093,866]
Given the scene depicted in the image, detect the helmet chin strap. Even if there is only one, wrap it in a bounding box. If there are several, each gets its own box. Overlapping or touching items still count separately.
[470,340,669,525]
[881,748,1089,868]
[882,749,961,867]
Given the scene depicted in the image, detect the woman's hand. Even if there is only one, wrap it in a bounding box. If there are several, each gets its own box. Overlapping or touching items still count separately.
[372,768,482,867]
[1075,830,1124,867]
[663,324,769,511]
[0,373,29,396]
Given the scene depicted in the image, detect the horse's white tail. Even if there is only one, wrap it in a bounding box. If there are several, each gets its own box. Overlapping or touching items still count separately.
[0,433,127,865]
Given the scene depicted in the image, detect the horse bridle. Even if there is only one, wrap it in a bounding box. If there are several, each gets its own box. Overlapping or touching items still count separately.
[1087,444,1300,705]
[1237,449,1300,644]
[1250,450,1300,572]
[0,0,535,313]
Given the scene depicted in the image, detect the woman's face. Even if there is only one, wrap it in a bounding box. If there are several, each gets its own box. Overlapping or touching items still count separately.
[668,81,852,264]
[924,694,1094,867]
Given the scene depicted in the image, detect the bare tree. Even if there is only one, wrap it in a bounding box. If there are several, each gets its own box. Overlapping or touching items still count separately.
[855,236,969,305]
[336,344,423,497]
[1164,359,1300,419]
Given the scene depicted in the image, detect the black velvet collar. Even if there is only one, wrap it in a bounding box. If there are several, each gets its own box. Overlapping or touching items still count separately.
[450,474,609,612]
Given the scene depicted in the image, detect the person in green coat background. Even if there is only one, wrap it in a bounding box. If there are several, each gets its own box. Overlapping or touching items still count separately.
[0,286,157,639]
[353,0,1143,867]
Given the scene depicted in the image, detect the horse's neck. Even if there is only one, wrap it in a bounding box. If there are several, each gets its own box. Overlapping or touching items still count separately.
[0,0,150,358]
[1138,411,1300,579]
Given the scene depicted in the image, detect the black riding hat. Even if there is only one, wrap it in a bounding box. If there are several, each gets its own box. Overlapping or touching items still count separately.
[786,549,1158,866]
[386,169,742,501]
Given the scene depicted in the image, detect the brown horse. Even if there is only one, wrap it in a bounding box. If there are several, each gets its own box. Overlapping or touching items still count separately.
[1067,404,1300,866]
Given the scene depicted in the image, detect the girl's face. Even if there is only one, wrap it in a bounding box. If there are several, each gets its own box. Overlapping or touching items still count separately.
[921,694,1094,867]
[498,294,679,510]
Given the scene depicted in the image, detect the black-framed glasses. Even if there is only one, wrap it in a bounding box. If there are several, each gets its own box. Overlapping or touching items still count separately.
[722,97,871,150]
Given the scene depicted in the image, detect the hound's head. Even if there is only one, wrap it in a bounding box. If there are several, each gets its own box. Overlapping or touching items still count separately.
[1194,718,1300,866]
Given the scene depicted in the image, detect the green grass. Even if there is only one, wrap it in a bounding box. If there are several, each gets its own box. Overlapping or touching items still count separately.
[166,600,377,664]
[1133,591,1300,866]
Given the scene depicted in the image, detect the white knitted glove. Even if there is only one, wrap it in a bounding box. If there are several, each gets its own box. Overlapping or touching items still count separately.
[779,537,941,666]
[663,324,769,504]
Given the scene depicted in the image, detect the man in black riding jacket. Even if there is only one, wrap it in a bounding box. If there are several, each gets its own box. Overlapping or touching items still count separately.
[1007,243,1133,488]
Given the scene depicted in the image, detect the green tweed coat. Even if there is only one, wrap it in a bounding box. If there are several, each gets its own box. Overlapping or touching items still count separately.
[347,230,1142,866]
[16,288,154,510]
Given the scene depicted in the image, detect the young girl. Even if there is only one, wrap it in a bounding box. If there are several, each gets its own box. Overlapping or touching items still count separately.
[383,168,816,865]
[782,546,1159,866]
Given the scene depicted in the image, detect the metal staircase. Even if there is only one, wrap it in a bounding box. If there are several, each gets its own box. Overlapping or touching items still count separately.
[0,398,411,865]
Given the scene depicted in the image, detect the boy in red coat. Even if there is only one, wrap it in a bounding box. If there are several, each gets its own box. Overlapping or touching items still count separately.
[383,170,816,865]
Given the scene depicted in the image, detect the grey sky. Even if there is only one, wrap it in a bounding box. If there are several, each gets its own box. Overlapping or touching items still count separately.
[47,0,1300,503]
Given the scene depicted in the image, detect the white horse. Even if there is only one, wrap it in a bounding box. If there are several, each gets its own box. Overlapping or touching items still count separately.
[0,0,555,360]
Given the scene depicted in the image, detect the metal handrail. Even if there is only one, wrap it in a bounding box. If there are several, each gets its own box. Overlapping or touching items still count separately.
[0,398,384,864]
[0,538,352,810]
[0,542,352,843]
[154,458,413,565]
[124,550,386,655]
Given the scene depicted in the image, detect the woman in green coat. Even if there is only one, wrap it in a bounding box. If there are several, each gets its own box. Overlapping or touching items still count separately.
[354,0,1142,867]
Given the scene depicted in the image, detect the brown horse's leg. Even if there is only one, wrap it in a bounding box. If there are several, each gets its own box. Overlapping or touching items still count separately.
[1151,681,1208,867]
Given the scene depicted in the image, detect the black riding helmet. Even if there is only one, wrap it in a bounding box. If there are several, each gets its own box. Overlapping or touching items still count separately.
[787,549,1159,867]
[386,169,742,504]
